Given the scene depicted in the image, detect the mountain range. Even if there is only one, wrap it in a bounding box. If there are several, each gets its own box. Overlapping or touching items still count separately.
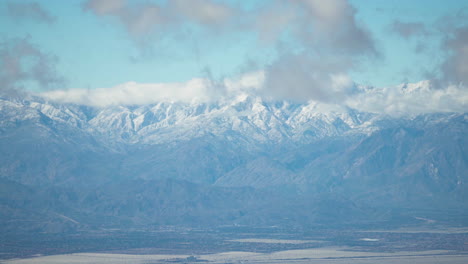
[0,90,467,234]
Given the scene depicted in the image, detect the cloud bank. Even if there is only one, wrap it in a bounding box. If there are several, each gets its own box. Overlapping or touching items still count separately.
[40,72,467,117]
[347,81,468,116]
[41,79,211,107]
[40,72,264,107]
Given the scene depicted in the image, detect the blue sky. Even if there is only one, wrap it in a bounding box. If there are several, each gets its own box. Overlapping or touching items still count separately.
[0,0,467,110]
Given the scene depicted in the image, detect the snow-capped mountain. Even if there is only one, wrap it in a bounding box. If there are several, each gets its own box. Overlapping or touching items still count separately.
[0,92,467,234]
[1,93,378,145]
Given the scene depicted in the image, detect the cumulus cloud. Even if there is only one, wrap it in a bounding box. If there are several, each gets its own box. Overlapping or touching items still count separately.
[6,1,56,24]
[256,0,377,103]
[0,38,64,95]
[83,0,375,58]
[254,0,377,56]
[82,0,377,99]
[82,0,236,36]
[262,53,355,103]
[294,0,376,56]
[83,0,167,36]
[390,21,428,39]
[441,26,468,86]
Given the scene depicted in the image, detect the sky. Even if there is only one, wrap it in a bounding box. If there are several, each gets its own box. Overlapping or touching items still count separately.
[0,0,467,115]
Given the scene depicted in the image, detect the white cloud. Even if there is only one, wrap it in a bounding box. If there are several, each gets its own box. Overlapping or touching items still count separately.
[346,81,468,116]
[41,79,210,107]
[224,71,265,93]
[40,72,265,107]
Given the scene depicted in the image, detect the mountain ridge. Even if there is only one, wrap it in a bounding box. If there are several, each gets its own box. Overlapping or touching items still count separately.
[0,93,467,233]
[1,93,386,145]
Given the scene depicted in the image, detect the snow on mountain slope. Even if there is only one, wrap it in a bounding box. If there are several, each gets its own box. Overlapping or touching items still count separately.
[0,93,378,145]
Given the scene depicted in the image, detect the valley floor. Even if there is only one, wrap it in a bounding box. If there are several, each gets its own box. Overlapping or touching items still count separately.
[2,248,468,264]
[2,227,468,263]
